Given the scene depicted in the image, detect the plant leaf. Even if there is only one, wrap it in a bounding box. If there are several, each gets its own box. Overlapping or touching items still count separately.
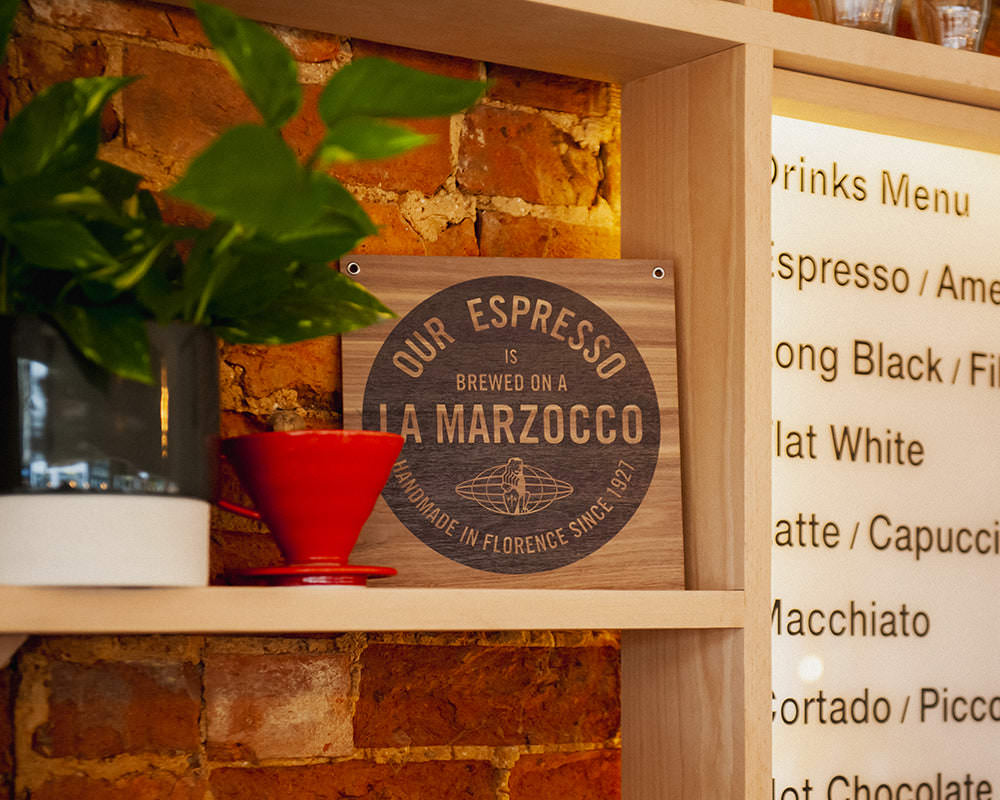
[313,171,377,234]
[87,160,143,207]
[0,174,87,223]
[0,186,141,233]
[0,167,131,227]
[266,172,376,261]
[168,124,322,236]
[49,186,123,221]
[5,218,118,270]
[0,76,136,182]
[136,188,163,221]
[194,1,301,128]
[204,246,296,321]
[0,0,18,65]
[135,263,185,323]
[176,218,231,320]
[88,234,173,291]
[51,305,153,384]
[318,117,431,164]
[212,262,394,344]
[319,58,486,125]
[271,220,367,262]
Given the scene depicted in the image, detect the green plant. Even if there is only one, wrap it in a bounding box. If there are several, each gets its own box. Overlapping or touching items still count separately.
[0,0,485,382]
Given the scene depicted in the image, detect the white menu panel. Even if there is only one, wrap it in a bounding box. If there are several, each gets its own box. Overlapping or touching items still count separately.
[772,114,1000,799]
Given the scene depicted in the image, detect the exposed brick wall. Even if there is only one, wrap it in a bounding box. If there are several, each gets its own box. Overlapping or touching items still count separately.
[2,1,622,798]
[0,667,12,799]
[7,634,619,799]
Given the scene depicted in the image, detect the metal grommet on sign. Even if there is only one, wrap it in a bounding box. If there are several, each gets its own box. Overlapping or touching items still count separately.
[652,266,665,280]
[346,261,361,276]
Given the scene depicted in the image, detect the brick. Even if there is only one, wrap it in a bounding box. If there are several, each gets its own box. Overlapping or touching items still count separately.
[487,64,610,116]
[209,529,283,584]
[355,644,620,747]
[122,45,256,172]
[350,203,478,257]
[509,751,621,800]
[350,201,428,256]
[154,192,213,229]
[210,760,495,799]
[600,134,621,213]
[202,635,346,657]
[282,84,454,195]
[204,653,353,761]
[371,631,534,647]
[219,337,339,413]
[219,410,272,438]
[280,83,324,160]
[211,435,269,538]
[478,211,618,258]
[28,0,208,47]
[266,24,343,63]
[30,771,207,800]
[424,217,479,255]
[458,106,601,206]
[8,31,118,138]
[0,667,12,796]
[333,116,453,195]
[350,40,480,80]
[0,64,10,132]
[283,42,480,196]
[31,635,200,663]
[29,0,342,58]
[31,660,200,758]
[12,31,108,88]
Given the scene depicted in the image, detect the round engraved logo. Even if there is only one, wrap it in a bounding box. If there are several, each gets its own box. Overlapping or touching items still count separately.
[455,457,574,516]
[362,275,659,574]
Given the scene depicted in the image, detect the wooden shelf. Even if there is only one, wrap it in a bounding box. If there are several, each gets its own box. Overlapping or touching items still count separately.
[174,0,1000,108]
[173,0,745,83]
[767,12,1000,109]
[0,587,743,634]
[23,0,999,796]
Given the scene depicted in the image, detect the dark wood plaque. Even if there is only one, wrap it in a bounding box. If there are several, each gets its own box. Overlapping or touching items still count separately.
[342,256,682,589]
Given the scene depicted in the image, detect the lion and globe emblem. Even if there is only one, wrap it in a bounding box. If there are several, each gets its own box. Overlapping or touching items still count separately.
[455,457,574,516]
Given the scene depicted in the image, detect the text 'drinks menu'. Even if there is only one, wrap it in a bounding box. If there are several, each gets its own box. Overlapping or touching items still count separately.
[772,115,1000,799]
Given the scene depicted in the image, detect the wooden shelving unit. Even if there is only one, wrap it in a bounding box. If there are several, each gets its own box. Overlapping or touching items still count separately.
[8,0,1000,797]
[0,588,743,633]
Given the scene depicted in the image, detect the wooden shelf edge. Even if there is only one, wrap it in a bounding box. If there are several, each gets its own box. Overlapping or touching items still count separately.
[0,587,744,634]
[186,0,1000,108]
[175,0,742,83]
[774,68,1000,155]
[766,12,1000,110]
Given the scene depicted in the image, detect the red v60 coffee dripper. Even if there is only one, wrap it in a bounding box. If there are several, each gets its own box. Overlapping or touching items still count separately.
[218,430,403,586]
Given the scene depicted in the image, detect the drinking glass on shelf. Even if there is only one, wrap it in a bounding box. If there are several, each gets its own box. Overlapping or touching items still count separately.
[910,0,991,50]
[810,0,903,32]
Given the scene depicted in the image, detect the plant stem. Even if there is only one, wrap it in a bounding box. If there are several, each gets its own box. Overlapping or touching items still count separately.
[0,240,7,315]
[191,221,243,325]
[303,143,323,173]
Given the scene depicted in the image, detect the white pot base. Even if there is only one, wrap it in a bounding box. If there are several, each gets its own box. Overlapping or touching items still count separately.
[0,495,209,586]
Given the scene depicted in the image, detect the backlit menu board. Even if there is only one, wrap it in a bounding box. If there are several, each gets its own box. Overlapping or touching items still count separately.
[772,114,1000,798]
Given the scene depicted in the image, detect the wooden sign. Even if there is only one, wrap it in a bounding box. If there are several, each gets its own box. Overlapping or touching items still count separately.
[342,256,682,589]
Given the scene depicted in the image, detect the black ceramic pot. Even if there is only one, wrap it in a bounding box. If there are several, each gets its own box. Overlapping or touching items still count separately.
[0,315,219,585]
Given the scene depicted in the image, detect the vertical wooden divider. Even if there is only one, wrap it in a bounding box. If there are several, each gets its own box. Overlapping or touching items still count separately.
[620,44,772,799]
